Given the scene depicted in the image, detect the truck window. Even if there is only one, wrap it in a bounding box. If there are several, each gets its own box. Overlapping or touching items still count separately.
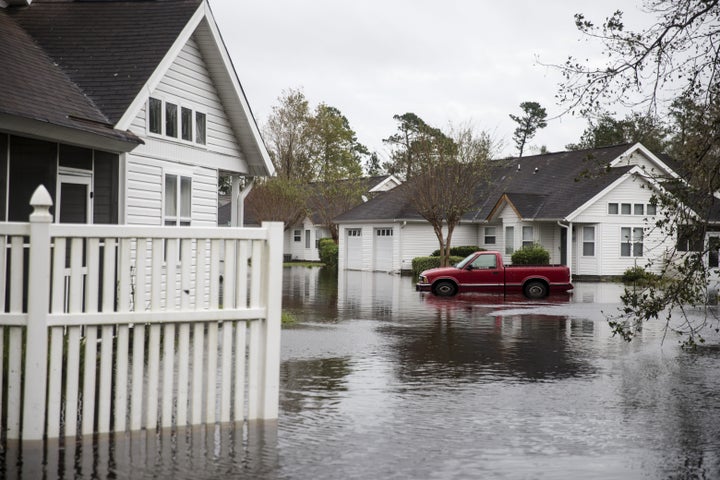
[471,254,497,269]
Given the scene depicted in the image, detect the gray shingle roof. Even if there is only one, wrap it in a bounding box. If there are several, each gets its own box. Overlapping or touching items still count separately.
[336,144,642,223]
[8,0,201,124]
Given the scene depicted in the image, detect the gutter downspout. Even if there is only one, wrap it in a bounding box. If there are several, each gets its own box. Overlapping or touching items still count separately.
[557,220,573,279]
[231,176,254,227]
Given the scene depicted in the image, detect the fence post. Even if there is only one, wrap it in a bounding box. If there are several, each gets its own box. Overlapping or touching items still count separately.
[22,185,53,440]
[259,222,283,419]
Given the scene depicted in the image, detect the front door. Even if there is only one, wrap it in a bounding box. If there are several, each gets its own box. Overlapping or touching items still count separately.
[57,175,91,224]
[560,227,567,265]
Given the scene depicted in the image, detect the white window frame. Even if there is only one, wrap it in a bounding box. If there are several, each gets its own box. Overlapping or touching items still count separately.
[505,226,515,254]
[608,203,619,215]
[347,228,362,237]
[582,226,595,257]
[163,172,192,227]
[147,96,207,146]
[293,229,302,242]
[620,226,644,257]
[522,226,534,248]
[484,226,496,245]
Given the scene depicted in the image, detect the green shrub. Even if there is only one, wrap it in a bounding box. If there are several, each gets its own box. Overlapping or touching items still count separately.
[510,243,550,265]
[412,255,464,277]
[430,246,483,257]
[622,265,657,284]
[318,238,338,268]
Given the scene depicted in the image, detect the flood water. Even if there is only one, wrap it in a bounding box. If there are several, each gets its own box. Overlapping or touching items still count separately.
[5,267,720,479]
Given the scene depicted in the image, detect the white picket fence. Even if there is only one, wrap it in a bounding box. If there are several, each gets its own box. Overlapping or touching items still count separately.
[0,186,283,441]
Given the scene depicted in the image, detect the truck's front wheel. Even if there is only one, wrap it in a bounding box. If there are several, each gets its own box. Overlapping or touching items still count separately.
[524,280,548,299]
[433,280,457,297]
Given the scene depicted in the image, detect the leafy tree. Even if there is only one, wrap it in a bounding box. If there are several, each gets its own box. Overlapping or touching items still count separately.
[406,124,496,267]
[566,112,668,152]
[509,101,547,157]
[244,177,308,230]
[365,152,383,176]
[383,113,454,180]
[264,88,314,182]
[556,1,720,345]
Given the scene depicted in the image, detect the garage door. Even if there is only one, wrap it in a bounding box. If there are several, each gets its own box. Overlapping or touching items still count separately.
[374,227,394,271]
[346,228,363,270]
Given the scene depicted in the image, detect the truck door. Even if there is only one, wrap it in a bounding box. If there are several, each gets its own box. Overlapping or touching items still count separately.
[463,253,504,293]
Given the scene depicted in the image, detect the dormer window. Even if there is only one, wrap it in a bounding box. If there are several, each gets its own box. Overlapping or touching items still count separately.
[148,97,206,145]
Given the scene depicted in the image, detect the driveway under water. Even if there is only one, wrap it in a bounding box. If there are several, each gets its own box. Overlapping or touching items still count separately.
[6,267,720,479]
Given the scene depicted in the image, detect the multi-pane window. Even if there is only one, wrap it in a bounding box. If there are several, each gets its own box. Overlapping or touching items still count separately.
[164,174,191,226]
[621,227,643,257]
[676,225,703,252]
[582,226,595,256]
[522,226,534,248]
[376,228,393,236]
[347,228,362,237]
[505,226,514,254]
[608,202,656,215]
[293,230,301,242]
[148,97,206,145]
[484,226,496,245]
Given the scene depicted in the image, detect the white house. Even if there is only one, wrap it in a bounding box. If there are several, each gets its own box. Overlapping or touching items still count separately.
[1,0,272,227]
[335,143,720,278]
[281,175,401,261]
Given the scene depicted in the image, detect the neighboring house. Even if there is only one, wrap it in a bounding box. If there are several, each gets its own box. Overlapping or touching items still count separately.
[0,0,272,228]
[335,143,720,278]
[239,174,400,261]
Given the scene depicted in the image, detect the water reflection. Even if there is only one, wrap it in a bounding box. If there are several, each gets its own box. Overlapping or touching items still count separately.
[4,269,720,479]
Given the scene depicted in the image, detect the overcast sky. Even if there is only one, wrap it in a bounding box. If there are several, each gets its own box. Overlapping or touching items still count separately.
[209,1,649,161]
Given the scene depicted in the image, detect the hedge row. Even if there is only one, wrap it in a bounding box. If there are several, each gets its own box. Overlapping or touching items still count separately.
[430,246,483,258]
[412,256,464,277]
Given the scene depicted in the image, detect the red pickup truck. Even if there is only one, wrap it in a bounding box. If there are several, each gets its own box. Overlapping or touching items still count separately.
[415,251,573,299]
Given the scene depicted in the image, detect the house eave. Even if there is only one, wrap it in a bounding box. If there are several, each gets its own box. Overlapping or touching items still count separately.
[0,112,141,152]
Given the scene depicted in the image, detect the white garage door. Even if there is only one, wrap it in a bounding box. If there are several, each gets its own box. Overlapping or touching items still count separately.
[346,228,363,270]
[374,227,394,271]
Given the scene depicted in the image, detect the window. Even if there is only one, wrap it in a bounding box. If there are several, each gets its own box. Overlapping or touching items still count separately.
[634,204,644,215]
[484,227,496,245]
[646,203,657,216]
[149,97,162,134]
[608,203,619,215]
[165,102,178,138]
[621,227,643,257]
[164,174,191,226]
[148,97,206,144]
[305,230,311,249]
[522,226,534,248]
[582,226,595,256]
[376,228,393,236]
[293,230,301,242]
[676,225,703,252]
[181,107,193,141]
[505,226,514,254]
[621,203,632,215]
[471,254,497,269]
[347,228,361,237]
[195,112,206,145]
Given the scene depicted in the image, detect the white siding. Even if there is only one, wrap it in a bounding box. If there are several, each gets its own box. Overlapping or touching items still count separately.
[571,174,672,275]
[125,155,217,226]
[128,35,248,175]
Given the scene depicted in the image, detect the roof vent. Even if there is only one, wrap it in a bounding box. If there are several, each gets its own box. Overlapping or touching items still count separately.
[534,167,539,174]
[517,164,521,171]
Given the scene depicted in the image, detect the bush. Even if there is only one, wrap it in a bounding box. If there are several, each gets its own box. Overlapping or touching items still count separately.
[318,238,338,268]
[622,265,657,284]
[430,246,483,257]
[412,255,464,277]
[511,243,550,265]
